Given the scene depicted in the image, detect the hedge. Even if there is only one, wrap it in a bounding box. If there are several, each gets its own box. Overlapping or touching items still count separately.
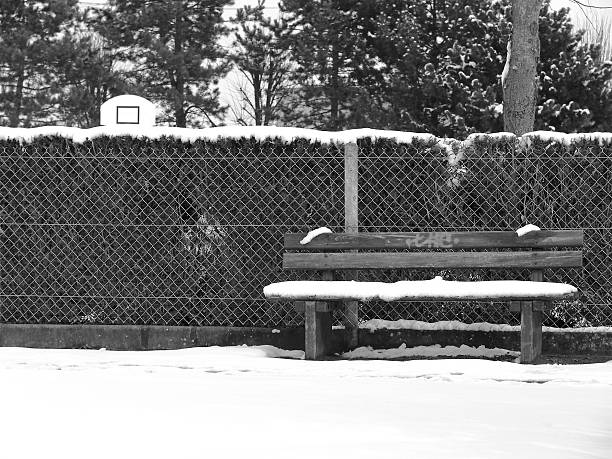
[0,130,610,327]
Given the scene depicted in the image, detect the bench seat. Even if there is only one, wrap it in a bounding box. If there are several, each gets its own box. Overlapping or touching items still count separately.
[264,277,578,302]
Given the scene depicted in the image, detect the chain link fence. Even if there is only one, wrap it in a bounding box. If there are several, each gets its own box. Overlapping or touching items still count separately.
[355,136,610,328]
[1,134,610,328]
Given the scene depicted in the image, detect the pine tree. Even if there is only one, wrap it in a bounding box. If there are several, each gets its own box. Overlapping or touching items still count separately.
[281,0,611,137]
[279,0,372,130]
[52,32,131,128]
[536,3,612,132]
[348,0,511,136]
[365,0,612,136]
[99,0,232,127]
[0,0,79,127]
[230,1,292,126]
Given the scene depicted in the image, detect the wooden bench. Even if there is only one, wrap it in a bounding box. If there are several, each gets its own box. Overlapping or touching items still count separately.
[264,230,583,363]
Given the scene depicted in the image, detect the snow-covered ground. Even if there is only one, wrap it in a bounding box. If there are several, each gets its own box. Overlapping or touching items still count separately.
[1,346,610,459]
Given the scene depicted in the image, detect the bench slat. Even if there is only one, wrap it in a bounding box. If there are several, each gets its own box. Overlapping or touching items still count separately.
[285,230,584,250]
[283,251,583,270]
[272,293,576,302]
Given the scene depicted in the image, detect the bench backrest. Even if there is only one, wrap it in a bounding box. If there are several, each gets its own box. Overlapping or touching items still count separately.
[283,231,583,270]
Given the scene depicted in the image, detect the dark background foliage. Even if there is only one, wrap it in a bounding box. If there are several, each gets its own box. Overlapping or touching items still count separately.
[0,0,610,136]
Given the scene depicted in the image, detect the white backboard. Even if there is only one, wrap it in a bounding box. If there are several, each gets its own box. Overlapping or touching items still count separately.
[100,95,156,127]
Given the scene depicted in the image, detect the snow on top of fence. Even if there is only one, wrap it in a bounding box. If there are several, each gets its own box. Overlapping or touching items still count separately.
[464,131,517,146]
[463,130,612,149]
[1,125,609,151]
[0,125,438,145]
[520,131,612,147]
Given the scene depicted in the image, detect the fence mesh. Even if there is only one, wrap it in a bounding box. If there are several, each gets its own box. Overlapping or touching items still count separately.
[1,135,611,328]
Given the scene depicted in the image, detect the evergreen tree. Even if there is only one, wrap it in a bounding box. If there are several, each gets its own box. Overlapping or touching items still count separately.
[53,33,130,128]
[353,0,512,137]
[536,3,612,132]
[279,0,373,130]
[364,0,612,136]
[230,1,292,126]
[0,0,79,127]
[99,0,232,127]
[282,0,611,136]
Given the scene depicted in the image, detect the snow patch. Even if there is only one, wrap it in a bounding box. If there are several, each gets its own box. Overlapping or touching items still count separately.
[2,126,611,150]
[520,131,612,147]
[1,346,611,459]
[342,344,519,359]
[440,139,462,166]
[359,319,612,334]
[464,131,517,149]
[299,227,332,245]
[264,278,578,302]
[492,102,503,115]
[251,345,304,359]
[516,224,540,237]
[361,319,519,332]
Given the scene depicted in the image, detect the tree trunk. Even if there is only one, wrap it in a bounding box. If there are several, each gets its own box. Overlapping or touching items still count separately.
[253,72,263,125]
[430,0,439,68]
[264,61,277,126]
[330,41,340,130]
[502,0,542,135]
[175,91,186,127]
[9,66,25,127]
[174,1,187,128]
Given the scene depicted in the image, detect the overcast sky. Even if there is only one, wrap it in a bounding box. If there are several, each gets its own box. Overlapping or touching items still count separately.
[551,0,612,21]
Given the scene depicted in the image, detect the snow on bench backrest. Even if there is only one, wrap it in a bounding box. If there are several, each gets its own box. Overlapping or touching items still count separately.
[284,230,583,250]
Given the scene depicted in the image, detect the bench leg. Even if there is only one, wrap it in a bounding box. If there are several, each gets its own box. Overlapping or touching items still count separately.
[520,301,542,364]
[343,300,359,350]
[304,301,332,360]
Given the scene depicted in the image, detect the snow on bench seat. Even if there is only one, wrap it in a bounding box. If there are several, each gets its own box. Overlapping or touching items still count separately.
[263,276,578,302]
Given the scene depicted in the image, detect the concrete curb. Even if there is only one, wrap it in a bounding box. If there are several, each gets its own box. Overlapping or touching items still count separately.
[0,324,303,351]
[0,324,611,355]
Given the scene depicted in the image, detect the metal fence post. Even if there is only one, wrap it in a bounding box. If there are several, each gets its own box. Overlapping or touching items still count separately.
[344,142,359,349]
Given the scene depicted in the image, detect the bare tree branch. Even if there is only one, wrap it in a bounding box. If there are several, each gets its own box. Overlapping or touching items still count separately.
[570,1,612,9]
